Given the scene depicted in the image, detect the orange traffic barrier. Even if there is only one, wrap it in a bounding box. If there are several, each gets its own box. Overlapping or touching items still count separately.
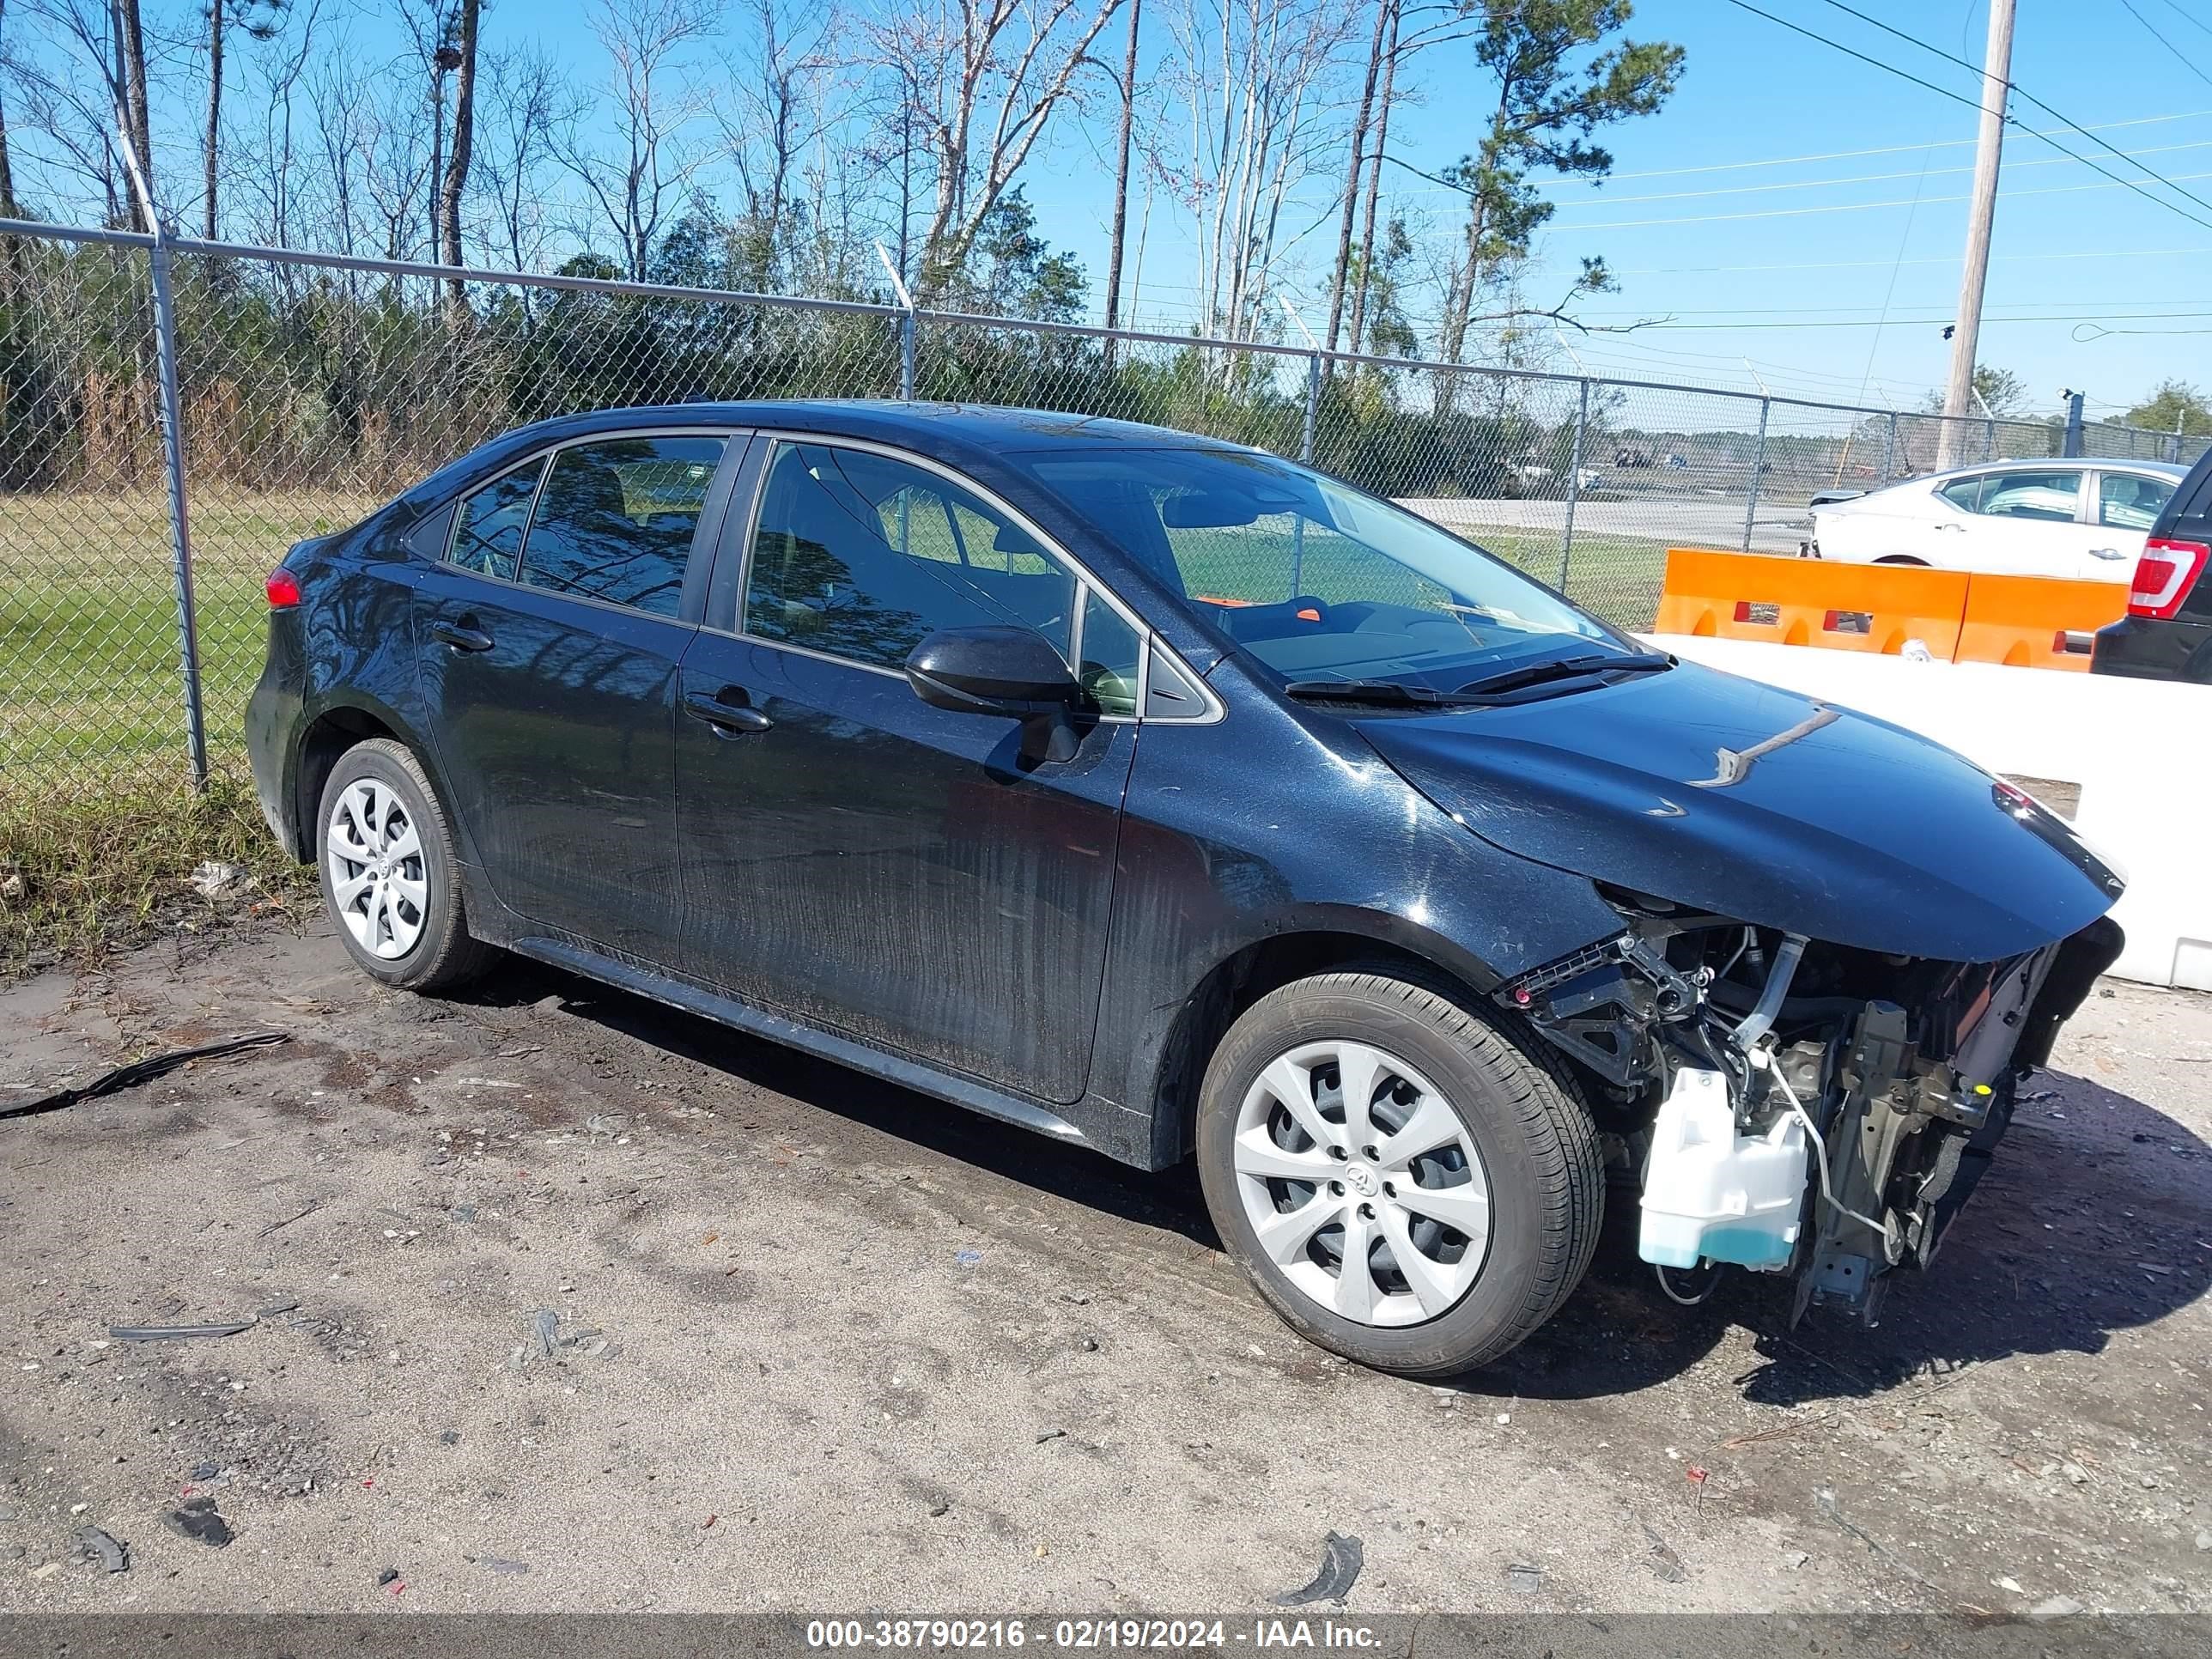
[1653,549,1969,657]
[1953,574,2129,673]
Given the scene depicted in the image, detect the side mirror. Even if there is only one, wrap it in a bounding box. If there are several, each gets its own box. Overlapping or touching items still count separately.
[904,625,1085,762]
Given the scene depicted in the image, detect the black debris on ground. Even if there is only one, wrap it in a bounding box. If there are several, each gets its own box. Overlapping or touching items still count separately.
[1273,1531,1363,1607]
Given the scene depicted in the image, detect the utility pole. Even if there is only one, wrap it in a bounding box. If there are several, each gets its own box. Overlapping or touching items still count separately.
[1937,0,2015,470]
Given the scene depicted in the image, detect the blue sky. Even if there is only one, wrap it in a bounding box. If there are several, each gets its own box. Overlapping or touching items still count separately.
[15,0,2211,418]
[530,0,2212,417]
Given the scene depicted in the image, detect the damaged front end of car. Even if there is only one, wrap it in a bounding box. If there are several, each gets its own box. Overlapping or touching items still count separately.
[1498,894,2125,1325]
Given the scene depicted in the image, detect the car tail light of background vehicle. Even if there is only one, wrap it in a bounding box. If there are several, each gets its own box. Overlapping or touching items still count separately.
[265,566,302,609]
[2126,537,2209,620]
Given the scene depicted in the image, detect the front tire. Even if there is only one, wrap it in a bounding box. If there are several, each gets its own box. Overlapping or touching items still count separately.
[317,738,495,993]
[1195,969,1602,1377]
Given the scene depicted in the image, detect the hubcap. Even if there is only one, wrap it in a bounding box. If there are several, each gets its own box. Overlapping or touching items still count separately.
[1231,1039,1492,1328]
[325,778,428,960]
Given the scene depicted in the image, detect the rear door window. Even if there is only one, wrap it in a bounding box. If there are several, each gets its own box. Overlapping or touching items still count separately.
[2096,472,2176,531]
[518,435,727,617]
[448,459,546,580]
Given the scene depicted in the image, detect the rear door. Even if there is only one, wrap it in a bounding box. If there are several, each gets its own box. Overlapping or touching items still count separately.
[2084,469,2179,578]
[415,428,743,963]
[672,435,1142,1105]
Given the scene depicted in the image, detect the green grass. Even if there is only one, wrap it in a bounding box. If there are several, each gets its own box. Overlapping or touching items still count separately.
[2,489,379,788]
[2,490,366,970]
[0,766,317,975]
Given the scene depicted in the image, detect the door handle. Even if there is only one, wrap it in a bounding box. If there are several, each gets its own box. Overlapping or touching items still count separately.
[684,690,773,736]
[430,619,495,653]
[1934,521,1966,532]
[2087,546,2128,560]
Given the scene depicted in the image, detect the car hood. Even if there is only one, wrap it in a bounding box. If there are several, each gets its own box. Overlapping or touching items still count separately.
[1359,659,2123,963]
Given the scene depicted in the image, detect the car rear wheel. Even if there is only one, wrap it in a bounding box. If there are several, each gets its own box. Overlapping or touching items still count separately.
[317,738,496,992]
[1194,969,1603,1377]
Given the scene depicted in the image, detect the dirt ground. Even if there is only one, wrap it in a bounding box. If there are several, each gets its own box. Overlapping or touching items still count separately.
[0,915,2206,1618]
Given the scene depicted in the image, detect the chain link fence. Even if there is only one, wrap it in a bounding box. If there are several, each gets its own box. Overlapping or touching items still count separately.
[4,216,2208,804]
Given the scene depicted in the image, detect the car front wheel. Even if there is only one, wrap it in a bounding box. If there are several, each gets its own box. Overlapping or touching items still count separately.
[317,738,495,993]
[1195,969,1603,1377]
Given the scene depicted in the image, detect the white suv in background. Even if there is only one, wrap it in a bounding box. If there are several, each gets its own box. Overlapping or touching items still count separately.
[1806,459,2186,581]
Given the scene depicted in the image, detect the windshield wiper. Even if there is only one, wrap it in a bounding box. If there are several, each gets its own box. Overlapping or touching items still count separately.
[1454,651,1672,697]
[1282,678,1486,707]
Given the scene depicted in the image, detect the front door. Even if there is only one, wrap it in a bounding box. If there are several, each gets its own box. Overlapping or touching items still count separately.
[1948,467,2090,576]
[416,430,738,963]
[673,437,1139,1105]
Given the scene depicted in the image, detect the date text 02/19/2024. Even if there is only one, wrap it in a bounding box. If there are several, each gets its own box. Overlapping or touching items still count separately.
[803,1620,1385,1650]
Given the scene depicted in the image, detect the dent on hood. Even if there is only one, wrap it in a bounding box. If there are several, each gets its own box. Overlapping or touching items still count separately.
[1356,664,2121,964]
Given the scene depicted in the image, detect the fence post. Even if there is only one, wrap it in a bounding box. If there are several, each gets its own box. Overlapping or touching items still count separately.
[1741,398,1770,554]
[1300,352,1321,465]
[112,119,211,794]
[1882,411,1899,481]
[872,240,918,400]
[1983,416,1996,462]
[1559,378,1589,589]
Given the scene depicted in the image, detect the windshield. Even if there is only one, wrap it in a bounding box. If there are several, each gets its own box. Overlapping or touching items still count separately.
[1016,446,1624,691]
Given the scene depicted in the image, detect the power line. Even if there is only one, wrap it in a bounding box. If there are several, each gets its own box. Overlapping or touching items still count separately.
[1810,0,2212,219]
[1511,108,2212,187]
[1522,139,2212,210]
[1526,167,2212,232]
[1638,308,2212,331]
[1607,244,2212,276]
[2157,2,2212,46]
[2118,0,2212,90]
[1722,0,2212,231]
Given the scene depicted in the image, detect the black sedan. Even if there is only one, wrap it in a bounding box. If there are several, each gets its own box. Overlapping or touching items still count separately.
[248,403,2122,1376]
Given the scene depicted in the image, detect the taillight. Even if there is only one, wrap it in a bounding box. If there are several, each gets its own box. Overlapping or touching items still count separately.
[265,566,301,609]
[2128,536,2209,620]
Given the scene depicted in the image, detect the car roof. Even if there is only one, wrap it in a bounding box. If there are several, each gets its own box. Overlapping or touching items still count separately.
[392,400,1256,523]
[1918,458,2187,480]
[516,400,1248,457]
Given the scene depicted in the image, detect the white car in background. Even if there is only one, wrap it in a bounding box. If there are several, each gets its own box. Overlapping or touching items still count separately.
[1806,459,2186,581]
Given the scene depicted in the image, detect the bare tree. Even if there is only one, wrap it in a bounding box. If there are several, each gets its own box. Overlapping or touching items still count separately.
[1098,0,1138,331]
[557,0,719,280]
[435,0,477,320]
[1161,0,1358,343]
[298,35,436,263]
[471,41,576,271]
[1345,0,1401,355]
[232,0,323,250]
[869,0,1125,302]
[0,0,23,222]
[395,1,461,260]
[1321,0,1387,355]
[201,0,288,240]
[14,0,136,222]
[712,0,844,289]
[112,0,151,223]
